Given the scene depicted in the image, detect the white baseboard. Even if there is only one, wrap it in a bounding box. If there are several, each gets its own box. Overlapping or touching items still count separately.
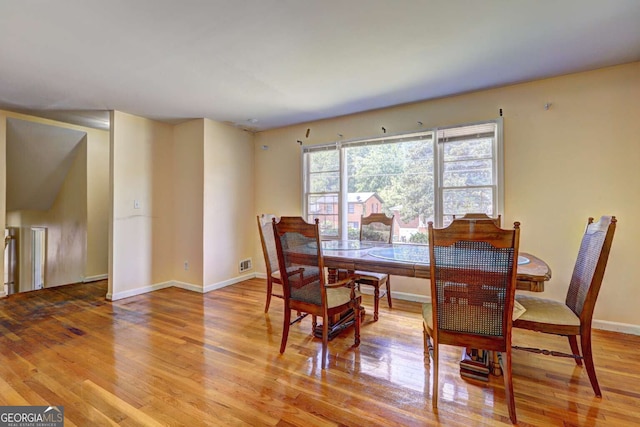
[83,274,108,283]
[107,281,173,301]
[204,273,256,293]
[358,287,430,304]
[107,274,259,300]
[592,319,640,335]
[172,280,204,293]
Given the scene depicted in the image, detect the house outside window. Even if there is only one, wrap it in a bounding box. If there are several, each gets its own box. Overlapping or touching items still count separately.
[303,119,503,241]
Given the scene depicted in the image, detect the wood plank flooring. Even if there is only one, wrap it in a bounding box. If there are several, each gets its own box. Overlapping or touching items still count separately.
[0,278,639,426]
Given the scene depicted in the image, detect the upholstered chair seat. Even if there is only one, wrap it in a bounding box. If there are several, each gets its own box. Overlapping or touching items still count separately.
[515,295,580,327]
[291,281,361,307]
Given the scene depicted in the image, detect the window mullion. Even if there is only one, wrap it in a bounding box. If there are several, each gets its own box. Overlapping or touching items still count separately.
[339,144,348,239]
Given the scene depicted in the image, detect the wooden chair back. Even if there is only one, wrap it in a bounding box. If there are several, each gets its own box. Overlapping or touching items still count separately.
[360,213,394,243]
[257,214,279,278]
[453,212,502,227]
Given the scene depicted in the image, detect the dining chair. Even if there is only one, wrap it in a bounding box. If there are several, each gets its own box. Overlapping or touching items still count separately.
[356,213,394,321]
[257,214,283,313]
[423,219,520,424]
[513,215,617,397]
[453,212,502,226]
[272,216,362,369]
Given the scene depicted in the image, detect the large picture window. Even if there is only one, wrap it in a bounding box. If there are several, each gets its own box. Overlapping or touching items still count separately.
[303,119,503,241]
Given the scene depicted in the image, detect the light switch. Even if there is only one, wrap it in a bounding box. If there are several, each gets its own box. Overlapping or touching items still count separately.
[134,199,140,209]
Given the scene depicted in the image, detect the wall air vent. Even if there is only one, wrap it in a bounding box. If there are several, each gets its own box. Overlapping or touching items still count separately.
[239,258,252,273]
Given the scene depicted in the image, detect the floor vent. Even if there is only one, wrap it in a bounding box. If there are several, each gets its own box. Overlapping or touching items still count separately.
[239,258,252,273]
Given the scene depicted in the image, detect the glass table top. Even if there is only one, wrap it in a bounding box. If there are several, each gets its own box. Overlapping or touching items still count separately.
[368,245,429,264]
[318,240,374,250]
[367,245,530,266]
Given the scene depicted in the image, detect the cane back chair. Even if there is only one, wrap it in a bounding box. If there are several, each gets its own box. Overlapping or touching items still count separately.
[257,214,281,313]
[356,213,394,321]
[513,215,617,397]
[423,219,521,424]
[272,216,362,369]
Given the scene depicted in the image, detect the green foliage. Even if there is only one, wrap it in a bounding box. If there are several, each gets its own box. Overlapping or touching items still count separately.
[347,144,403,193]
[361,228,388,242]
[408,232,429,244]
[347,227,360,240]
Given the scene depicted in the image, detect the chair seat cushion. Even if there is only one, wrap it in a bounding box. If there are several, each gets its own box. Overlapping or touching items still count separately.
[291,280,360,308]
[422,299,528,331]
[355,270,387,281]
[515,294,580,326]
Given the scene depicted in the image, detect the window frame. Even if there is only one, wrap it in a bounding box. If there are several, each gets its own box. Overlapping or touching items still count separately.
[302,118,503,237]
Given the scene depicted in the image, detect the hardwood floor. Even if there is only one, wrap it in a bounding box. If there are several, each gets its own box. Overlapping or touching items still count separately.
[0,278,639,426]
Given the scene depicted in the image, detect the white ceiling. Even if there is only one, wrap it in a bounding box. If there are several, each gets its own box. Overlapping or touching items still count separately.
[1,0,639,131]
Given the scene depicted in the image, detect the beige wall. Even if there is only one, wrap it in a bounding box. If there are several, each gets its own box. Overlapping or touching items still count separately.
[109,114,255,297]
[109,111,174,299]
[254,62,640,329]
[173,119,205,287]
[203,119,255,288]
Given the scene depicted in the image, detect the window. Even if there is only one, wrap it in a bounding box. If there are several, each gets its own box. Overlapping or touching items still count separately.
[348,203,355,214]
[304,145,339,236]
[303,119,503,240]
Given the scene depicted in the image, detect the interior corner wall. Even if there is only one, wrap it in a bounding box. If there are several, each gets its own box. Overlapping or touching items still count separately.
[202,119,255,288]
[109,111,174,300]
[253,62,640,328]
[86,126,110,279]
[172,119,205,288]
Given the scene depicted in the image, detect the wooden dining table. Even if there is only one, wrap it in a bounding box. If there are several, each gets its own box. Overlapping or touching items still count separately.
[307,240,551,376]
[294,240,550,377]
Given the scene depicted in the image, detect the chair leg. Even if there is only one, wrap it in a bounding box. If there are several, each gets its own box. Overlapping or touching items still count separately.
[568,335,583,366]
[354,302,361,346]
[386,276,392,308]
[321,315,329,369]
[580,332,602,397]
[500,351,517,424]
[373,284,380,321]
[432,340,439,409]
[280,309,291,354]
[264,277,273,313]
